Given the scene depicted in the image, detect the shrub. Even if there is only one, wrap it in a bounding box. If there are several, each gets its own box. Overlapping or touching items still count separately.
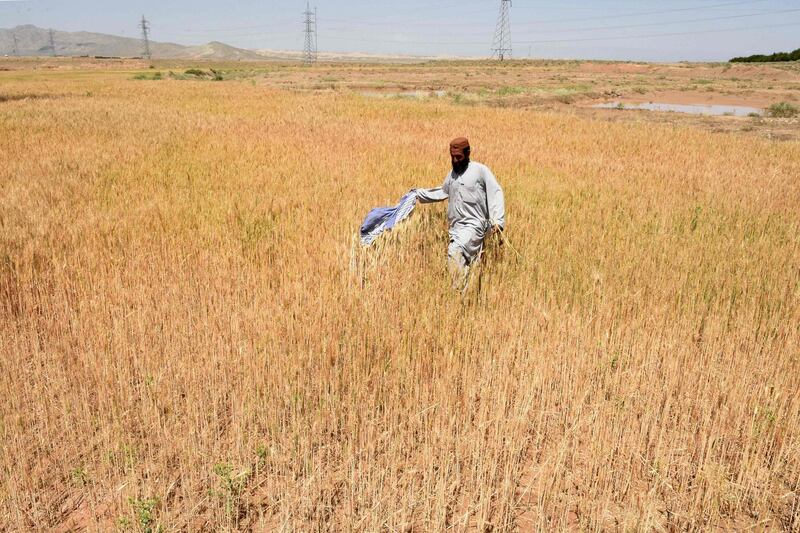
[768,102,799,118]
[497,86,525,96]
[132,72,163,81]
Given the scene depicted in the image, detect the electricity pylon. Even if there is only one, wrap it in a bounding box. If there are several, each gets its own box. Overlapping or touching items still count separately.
[302,2,317,65]
[491,0,512,61]
[48,29,57,57]
[139,15,152,60]
[315,7,318,60]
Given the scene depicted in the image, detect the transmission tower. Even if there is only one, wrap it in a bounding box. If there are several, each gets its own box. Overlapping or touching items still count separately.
[48,29,57,57]
[302,2,317,65]
[12,34,19,56]
[314,7,318,60]
[491,0,512,61]
[139,15,152,60]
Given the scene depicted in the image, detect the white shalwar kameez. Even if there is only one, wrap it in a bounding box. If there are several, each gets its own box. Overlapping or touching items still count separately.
[415,161,505,286]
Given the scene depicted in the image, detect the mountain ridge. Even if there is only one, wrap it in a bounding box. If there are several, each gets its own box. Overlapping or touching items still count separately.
[0,25,448,62]
[0,25,266,60]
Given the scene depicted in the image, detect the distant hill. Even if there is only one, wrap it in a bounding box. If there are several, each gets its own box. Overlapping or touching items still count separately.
[0,25,266,60]
[730,48,800,63]
[0,25,443,63]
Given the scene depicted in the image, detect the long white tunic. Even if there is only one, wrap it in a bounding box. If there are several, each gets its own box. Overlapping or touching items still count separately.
[415,161,505,262]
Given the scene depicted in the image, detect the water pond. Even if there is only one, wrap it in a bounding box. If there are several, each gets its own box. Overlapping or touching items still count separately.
[360,90,447,99]
[593,102,763,117]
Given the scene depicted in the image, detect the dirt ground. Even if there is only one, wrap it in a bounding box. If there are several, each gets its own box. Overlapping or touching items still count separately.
[2,56,799,140]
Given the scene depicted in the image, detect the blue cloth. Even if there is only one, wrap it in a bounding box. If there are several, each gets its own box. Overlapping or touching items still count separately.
[360,191,418,246]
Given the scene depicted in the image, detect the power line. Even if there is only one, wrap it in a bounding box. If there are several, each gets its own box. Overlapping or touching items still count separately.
[139,15,152,61]
[302,2,317,64]
[174,4,495,34]
[169,30,300,40]
[339,0,494,20]
[513,0,771,25]
[178,23,295,34]
[322,6,496,26]
[316,5,800,46]
[70,0,794,57]
[174,0,769,35]
[321,0,781,35]
[321,0,765,29]
[491,0,512,60]
[515,20,800,44]
[12,34,19,56]
[320,19,800,46]
[316,7,800,41]
[520,7,800,35]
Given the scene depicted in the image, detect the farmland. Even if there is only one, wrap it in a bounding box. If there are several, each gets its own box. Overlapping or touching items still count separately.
[1,58,799,531]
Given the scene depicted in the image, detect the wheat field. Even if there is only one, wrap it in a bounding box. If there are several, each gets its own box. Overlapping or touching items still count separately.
[1,65,799,531]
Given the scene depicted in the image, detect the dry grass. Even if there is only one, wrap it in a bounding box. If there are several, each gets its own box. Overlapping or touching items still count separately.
[1,66,799,531]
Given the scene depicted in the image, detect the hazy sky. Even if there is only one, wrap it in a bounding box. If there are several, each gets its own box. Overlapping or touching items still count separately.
[1,0,798,61]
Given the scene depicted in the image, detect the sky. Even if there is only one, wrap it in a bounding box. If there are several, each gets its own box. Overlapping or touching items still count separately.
[1,0,798,61]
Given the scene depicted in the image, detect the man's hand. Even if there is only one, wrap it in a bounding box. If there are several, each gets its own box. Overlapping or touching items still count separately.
[490,224,504,246]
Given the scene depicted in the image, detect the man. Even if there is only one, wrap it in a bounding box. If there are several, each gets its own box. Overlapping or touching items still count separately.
[415,137,505,288]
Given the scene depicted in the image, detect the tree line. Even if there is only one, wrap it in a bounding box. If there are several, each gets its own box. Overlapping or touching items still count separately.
[730,48,800,63]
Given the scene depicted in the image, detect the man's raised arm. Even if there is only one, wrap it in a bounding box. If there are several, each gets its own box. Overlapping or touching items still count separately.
[414,183,449,204]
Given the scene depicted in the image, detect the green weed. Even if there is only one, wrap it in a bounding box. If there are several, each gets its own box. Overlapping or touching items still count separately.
[126,497,161,533]
[211,463,252,527]
[497,86,525,96]
[132,72,163,81]
[768,102,798,118]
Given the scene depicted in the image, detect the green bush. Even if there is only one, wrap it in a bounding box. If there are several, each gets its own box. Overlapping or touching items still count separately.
[768,102,799,118]
[132,72,163,81]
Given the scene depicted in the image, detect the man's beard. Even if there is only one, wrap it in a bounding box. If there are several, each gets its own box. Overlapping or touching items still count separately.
[452,158,470,174]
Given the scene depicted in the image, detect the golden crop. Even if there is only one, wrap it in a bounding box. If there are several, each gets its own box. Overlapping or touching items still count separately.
[1,66,799,531]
